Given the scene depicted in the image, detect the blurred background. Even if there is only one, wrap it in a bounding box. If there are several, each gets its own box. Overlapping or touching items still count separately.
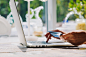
[0,0,76,23]
[0,0,83,37]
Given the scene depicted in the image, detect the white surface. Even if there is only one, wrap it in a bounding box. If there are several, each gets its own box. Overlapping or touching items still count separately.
[9,0,27,46]
[0,16,11,35]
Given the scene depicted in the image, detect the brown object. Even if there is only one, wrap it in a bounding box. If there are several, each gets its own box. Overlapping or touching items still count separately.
[45,30,86,46]
[84,42,86,44]
[45,30,66,43]
[34,31,43,37]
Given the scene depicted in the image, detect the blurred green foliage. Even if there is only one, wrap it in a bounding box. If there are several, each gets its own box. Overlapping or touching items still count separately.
[0,0,77,22]
[57,0,69,22]
[69,0,86,19]
[57,0,77,22]
[30,0,43,19]
[0,0,43,22]
[0,0,9,17]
